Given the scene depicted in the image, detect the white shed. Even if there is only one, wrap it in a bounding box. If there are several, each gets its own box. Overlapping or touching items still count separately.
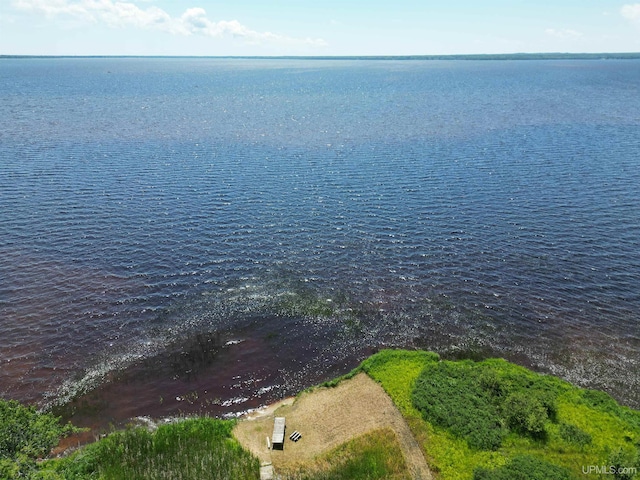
[271,417,286,450]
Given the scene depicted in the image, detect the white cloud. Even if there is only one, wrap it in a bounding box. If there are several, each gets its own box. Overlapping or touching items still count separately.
[13,0,95,21]
[545,28,583,39]
[621,4,640,23]
[12,0,327,47]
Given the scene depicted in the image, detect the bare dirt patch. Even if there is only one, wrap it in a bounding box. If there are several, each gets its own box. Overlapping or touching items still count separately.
[233,372,432,479]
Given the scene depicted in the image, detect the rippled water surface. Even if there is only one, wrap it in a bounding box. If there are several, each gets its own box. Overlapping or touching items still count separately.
[1,58,638,425]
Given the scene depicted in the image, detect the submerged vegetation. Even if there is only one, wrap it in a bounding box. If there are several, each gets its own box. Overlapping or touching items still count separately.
[2,349,639,479]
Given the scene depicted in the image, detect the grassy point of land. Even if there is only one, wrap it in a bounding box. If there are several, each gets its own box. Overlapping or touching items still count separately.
[1,348,638,479]
[360,349,640,480]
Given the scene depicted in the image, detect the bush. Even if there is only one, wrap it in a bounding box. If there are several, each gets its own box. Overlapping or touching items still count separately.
[473,454,573,480]
[0,399,76,461]
[0,398,77,479]
[477,369,508,398]
[411,361,506,450]
[410,358,564,450]
[502,393,548,438]
[607,447,640,480]
[558,422,592,447]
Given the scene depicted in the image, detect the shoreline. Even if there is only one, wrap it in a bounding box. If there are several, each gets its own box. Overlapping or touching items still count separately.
[6,349,638,479]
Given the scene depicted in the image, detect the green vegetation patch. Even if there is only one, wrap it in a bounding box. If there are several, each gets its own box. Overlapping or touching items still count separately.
[360,349,640,480]
[0,398,78,479]
[412,361,506,450]
[558,422,592,448]
[580,388,640,434]
[41,418,259,480]
[360,349,440,415]
[273,288,367,336]
[4,349,639,480]
[473,454,573,480]
[411,358,565,450]
[280,428,410,480]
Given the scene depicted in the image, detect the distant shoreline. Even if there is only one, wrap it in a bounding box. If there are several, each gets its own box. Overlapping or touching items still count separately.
[2,52,640,60]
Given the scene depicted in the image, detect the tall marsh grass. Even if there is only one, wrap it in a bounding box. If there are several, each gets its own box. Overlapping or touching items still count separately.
[43,418,259,480]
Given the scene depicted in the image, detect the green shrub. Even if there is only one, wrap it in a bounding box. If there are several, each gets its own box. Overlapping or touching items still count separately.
[606,447,640,480]
[410,358,564,450]
[473,454,573,480]
[558,422,592,447]
[0,399,76,461]
[411,361,506,450]
[503,392,548,438]
[0,398,78,479]
[477,369,508,398]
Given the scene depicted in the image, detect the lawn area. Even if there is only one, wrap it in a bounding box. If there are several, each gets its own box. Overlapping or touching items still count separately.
[278,428,410,480]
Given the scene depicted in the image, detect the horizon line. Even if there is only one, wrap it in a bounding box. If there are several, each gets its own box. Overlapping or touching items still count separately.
[2,52,640,60]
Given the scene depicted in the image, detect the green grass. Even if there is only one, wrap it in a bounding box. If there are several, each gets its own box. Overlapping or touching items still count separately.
[360,349,440,415]
[362,349,640,480]
[39,418,259,480]
[473,454,573,480]
[280,428,410,480]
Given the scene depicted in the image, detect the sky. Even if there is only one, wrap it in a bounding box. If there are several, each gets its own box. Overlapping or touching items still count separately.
[1,0,640,56]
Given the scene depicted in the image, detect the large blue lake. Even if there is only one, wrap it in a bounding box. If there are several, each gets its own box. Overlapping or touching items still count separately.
[1,58,638,423]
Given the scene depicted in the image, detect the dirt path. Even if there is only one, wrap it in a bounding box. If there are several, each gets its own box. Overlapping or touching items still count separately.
[233,372,432,479]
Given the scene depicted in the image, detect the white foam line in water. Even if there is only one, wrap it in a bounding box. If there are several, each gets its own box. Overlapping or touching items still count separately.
[42,341,164,409]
